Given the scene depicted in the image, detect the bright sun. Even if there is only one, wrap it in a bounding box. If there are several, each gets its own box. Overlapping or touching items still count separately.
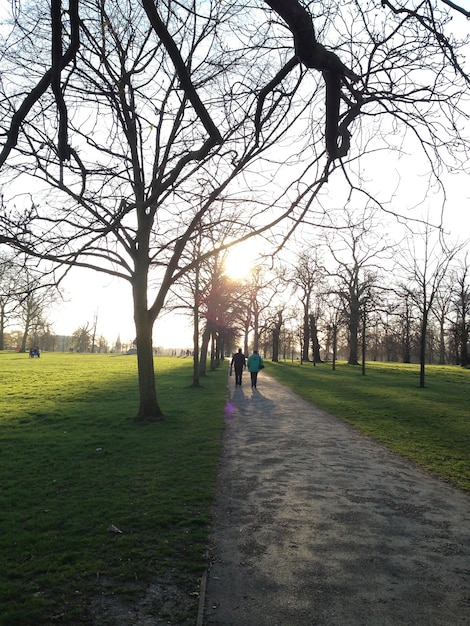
[223,241,263,280]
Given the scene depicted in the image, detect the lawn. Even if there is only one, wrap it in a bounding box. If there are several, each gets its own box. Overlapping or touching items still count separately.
[268,360,470,493]
[1,353,469,624]
[0,352,227,625]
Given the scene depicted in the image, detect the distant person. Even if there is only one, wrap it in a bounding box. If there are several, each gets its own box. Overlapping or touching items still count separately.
[247,349,263,389]
[231,348,246,386]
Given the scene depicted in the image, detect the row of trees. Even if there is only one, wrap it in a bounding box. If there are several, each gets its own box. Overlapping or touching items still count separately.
[2,207,468,395]
[187,210,469,389]
[2,326,111,353]
[1,0,469,418]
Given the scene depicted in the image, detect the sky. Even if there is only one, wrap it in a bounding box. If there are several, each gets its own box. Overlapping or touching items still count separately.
[49,169,469,351]
[52,270,194,350]
[52,239,266,349]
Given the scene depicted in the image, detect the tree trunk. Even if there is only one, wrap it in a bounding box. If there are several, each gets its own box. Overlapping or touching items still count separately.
[192,302,200,386]
[253,301,260,352]
[272,311,282,362]
[402,300,412,363]
[324,326,331,361]
[332,323,337,371]
[272,328,280,362]
[438,318,446,365]
[133,273,163,421]
[361,309,366,376]
[419,312,428,389]
[192,261,200,386]
[210,333,216,370]
[91,312,98,354]
[460,314,469,367]
[0,306,5,351]
[199,323,211,376]
[20,309,32,353]
[348,299,360,365]
[243,316,250,356]
[461,326,469,367]
[309,313,321,364]
[302,307,310,362]
[216,335,222,364]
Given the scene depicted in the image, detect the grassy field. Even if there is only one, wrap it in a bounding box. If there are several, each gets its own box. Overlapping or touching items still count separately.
[0,352,227,625]
[1,353,469,624]
[268,360,470,493]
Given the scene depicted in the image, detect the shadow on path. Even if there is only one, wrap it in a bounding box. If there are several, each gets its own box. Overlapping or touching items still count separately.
[203,372,470,626]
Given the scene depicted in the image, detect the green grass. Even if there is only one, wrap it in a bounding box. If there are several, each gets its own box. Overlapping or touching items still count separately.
[268,360,470,493]
[2,353,469,623]
[0,352,227,625]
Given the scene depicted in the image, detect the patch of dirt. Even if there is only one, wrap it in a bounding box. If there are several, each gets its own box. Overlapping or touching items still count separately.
[86,575,200,625]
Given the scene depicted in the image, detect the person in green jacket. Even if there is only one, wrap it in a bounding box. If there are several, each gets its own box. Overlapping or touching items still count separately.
[247,349,263,389]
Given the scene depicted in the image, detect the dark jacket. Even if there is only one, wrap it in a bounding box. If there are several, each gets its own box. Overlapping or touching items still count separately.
[231,351,246,371]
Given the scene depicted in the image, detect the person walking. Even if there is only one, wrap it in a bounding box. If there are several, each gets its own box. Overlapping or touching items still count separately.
[247,349,263,389]
[231,348,246,386]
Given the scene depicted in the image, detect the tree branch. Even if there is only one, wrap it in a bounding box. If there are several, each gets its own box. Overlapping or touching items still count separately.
[254,56,300,147]
[141,0,222,146]
[440,0,470,18]
[0,0,80,168]
[263,0,358,80]
[263,0,360,159]
[51,0,71,162]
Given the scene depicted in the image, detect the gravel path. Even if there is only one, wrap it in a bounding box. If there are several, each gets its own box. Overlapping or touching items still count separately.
[202,372,470,626]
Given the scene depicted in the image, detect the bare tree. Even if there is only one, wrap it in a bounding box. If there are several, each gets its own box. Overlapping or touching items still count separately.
[0,254,20,350]
[15,271,58,353]
[244,265,284,354]
[451,255,470,367]
[322,291,344,369]
[242,262,291,361]
[431,277,454,365]
[399,227,459,387]
[72,323,92,353]
[172,207,254,384]
[270,309,283,362]
[395,289,418,364]
[0,0,468,418]
[325,211,389,366]
[197,259,241,375]
[95,334,108,354]
[90,309,99,354]
[289,249,324,363]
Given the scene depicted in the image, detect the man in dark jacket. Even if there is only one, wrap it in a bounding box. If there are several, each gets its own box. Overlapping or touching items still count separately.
[231,348,246,386]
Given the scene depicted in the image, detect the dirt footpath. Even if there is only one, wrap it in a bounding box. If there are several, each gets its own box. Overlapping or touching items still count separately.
[202,373,470,626]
